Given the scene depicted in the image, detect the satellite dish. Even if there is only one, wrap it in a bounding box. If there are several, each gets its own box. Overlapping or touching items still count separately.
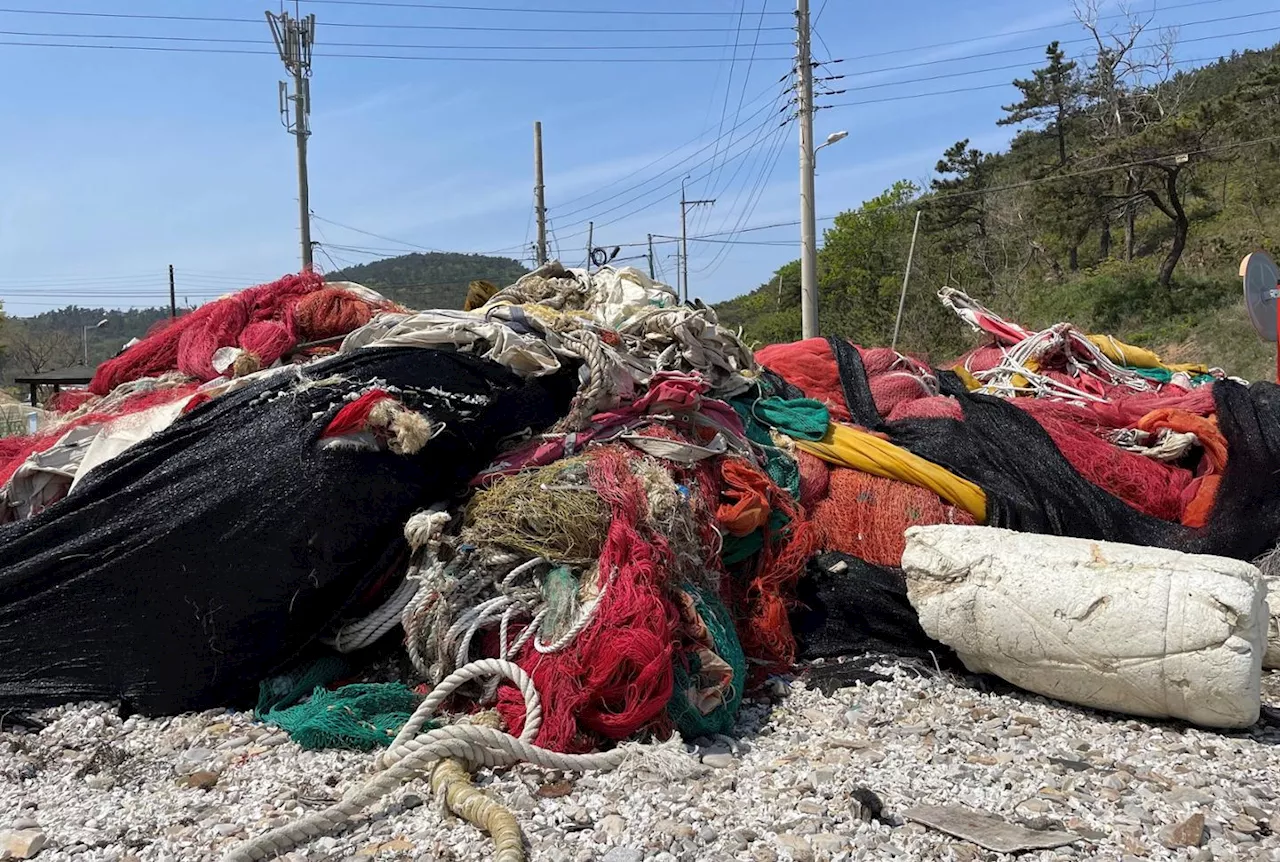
[1241,251,1280,342]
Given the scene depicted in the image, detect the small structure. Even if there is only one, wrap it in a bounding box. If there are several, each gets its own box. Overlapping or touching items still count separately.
[13,367,96,407]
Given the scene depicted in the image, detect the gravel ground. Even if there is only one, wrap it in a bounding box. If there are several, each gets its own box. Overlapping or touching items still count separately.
[3,664,1280,862]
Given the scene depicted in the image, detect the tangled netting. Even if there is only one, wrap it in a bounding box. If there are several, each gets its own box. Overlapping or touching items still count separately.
[88,273,398,395]
[14,261,1280,862]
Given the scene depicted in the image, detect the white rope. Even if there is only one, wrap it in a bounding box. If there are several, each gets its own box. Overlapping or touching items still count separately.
[223,658,685,862]
[324,577,420,653]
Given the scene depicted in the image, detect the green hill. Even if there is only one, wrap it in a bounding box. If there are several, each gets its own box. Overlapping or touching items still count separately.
[327,252,529,309]
[0,252,532,386]
[716,36,1280,380]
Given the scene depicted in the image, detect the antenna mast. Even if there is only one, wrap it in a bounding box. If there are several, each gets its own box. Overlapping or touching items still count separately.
[267,9,316,271]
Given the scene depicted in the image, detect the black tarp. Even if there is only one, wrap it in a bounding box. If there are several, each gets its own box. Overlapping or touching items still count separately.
[0,347,574,715]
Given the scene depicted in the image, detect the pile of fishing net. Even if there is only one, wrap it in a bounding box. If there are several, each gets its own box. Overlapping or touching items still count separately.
[6,262,1280,862]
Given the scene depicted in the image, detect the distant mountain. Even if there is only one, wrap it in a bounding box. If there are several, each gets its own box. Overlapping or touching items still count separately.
[327,252,530,309]
[0,252,531,387]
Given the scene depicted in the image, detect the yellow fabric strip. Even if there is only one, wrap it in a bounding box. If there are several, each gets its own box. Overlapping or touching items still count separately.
[796,423,988,522]
[1086,334,1208,376]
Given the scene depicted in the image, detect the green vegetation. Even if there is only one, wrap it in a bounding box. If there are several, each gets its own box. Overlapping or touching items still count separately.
[327,252,528,310]
[716,16,1280,380]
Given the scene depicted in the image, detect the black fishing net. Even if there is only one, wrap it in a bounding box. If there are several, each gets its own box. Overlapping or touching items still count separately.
[790,551,958,666]
[0,347,574,715]
[803,350,1280,561]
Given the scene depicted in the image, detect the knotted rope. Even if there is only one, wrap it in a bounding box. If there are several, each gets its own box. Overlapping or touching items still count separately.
[223,658,683,862]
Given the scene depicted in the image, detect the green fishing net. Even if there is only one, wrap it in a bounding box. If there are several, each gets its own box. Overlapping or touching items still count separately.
[259,683,428,751]
[667,585,747,739]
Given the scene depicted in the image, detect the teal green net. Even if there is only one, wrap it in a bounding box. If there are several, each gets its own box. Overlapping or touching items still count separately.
[258,683,428,751]
[255,654,351,716]
[667,585,747,738]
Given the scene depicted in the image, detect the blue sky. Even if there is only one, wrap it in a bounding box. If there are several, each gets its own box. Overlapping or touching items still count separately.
[0,0,1277,314]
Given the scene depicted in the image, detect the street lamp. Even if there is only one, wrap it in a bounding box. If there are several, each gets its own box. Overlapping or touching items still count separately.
[83,318,108,366]
[816,130,849,155]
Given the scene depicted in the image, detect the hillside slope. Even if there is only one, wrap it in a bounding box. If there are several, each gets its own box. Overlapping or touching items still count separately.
[714,39,1280,380]
[328,252,528,310]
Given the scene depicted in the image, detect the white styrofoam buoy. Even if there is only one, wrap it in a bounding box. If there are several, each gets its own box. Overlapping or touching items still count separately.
[902,525,1266,729]
[1264,576,1280,670]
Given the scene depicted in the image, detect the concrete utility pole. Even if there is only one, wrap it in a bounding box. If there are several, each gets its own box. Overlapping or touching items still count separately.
[680,177,715,303]
[168,264,176,318]
[533,121,548,266]
[796,0,819,338]
[267,9,316,272]
[586,222,594,272]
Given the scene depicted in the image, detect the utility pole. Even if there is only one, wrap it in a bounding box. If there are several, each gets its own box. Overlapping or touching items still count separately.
[797,0,819,338]
[533,121,548,266]
[647,234,656,279]
[586,222,594,272]
[679,177,714,303]
[267,9,316,272]
[168,264,176,318]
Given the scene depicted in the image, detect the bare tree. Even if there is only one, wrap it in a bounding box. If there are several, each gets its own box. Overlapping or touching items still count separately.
[3,321,79,375]
[1075,0,1189,261]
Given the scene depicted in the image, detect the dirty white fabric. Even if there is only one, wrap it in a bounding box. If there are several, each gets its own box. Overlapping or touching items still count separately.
[0,425,101,523]
[68,398,192,495]
[902,524,1266,729]
[342,309,563,378]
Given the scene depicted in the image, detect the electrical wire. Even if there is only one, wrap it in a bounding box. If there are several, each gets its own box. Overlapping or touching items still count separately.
[296,0,791,15]
[0,28,793,51]
[840,10,1280,77]
[829,45,1278,108]
[551,78,783,212]
[840,0,1231,62]
[696,119,792,275]
[0,7,795,34]
[0,38,792,62]
[551,85,792,229]
[693,0,749,231]
[553,106,793,238]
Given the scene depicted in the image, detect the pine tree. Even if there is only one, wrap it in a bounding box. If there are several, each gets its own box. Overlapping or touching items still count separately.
[998,42,1082,168]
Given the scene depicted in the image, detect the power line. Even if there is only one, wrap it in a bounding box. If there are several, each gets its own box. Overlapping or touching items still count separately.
[842,10,1280,77]
[835,49,1258,97]
[696,121,792,275]
[0,7,795,33]
[0,28,792,51]
[0,38,793,62]
[840,0,1230,63]
[551,86,791,225]
[554,109,794,237]
[552,78,785,212]
[828,47,1277,108]
[694,0,749,230]
[295,0,792,15]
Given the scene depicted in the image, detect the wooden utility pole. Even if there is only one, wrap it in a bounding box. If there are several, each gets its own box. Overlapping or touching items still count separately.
[168,264,176,318]
[679,177,714,303]
[267,10,316,272]
[533,121,548,266]
[647,234,656,279]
